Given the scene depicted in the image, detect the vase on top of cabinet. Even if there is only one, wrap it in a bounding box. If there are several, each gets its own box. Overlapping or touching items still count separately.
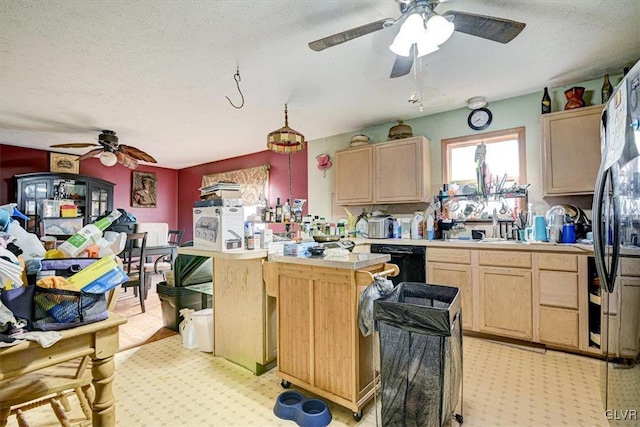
[14,172,115,237]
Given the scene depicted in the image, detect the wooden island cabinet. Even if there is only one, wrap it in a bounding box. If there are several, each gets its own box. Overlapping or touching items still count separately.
[263,253,396,420]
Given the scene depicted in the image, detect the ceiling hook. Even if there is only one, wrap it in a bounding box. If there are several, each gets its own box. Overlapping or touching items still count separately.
[225,67,245,109]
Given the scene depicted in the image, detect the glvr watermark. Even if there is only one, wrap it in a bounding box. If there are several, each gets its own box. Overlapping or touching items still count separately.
[605,410,638,421]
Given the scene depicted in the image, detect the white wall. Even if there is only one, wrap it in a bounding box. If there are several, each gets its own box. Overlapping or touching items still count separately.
[308,75,618,222]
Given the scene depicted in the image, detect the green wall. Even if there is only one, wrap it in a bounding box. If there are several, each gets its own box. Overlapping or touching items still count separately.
[307,74,620,221]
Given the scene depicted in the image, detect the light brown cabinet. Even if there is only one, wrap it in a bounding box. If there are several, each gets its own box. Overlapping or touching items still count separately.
[535,253,582,350]
[335,136,431,205]
[428,263,473,330]
[334,146,374,205]
[374,136,431,203]
[264,261,393,417]
[540,104,603,196]
[479,266,532,340]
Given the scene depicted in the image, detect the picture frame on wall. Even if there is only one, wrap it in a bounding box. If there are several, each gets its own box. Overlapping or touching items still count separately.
[50,152,80,174]
[131,171,157,208]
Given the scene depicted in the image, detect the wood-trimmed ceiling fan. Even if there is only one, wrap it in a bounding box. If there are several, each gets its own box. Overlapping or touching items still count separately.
[51,130,157,170]
[308,0,526,78]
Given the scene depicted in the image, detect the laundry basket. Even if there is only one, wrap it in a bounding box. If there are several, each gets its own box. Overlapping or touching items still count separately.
[373,282,463,427]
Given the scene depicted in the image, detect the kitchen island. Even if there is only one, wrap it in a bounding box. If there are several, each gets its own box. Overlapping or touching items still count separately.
[263,252,396,420]
[177,247,275,374]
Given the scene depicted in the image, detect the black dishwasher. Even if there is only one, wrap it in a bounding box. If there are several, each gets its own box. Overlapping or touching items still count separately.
[370,244,426,286]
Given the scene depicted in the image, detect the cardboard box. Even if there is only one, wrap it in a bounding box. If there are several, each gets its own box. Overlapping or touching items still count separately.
[193,206,244,252]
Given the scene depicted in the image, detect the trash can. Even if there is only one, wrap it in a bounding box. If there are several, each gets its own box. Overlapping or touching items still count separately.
[156,282,211,331]
[373,282,463,427]
[192,308,213,352]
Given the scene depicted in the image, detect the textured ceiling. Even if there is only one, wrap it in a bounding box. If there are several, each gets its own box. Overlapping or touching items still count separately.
[1,0,639,169]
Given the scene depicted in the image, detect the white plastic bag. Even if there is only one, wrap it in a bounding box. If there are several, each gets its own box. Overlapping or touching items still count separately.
[179,308,198,349]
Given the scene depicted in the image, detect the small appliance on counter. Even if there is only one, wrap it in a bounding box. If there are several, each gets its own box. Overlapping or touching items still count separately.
[193,206,244,251]
[368,216,393,239]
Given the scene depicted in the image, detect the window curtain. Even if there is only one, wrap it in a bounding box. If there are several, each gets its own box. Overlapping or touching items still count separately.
[202,164,269,205]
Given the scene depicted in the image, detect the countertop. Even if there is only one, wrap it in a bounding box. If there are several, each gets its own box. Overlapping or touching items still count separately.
[351,237,595,254]
[178,247,268,260]
[269,253,391,270]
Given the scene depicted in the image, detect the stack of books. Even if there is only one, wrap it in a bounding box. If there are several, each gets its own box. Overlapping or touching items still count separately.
[196,181,243,207]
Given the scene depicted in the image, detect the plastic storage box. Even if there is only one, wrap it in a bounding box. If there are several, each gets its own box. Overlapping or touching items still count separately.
[157,282,211,331]
[374,282,463,427]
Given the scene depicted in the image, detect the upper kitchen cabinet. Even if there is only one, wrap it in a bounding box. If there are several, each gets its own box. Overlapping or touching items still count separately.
[374,136,431,203]
[541,104,603,196]
[14,172,115,236]
[335,136,431,205]
[335,145,374,205]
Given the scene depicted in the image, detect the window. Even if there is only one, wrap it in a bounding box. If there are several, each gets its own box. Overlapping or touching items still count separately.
[441,127,526,221]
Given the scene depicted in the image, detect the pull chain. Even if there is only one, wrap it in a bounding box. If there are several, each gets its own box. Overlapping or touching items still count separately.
[225,67,245,109]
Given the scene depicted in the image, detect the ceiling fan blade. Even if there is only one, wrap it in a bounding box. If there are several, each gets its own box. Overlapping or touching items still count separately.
[118,145,157,163]
[77,148,104,161]
[390,45,415,78]
[443,10,526,44]
[309,18,393,51]
[50,143,100,148]
[116,152,139,169]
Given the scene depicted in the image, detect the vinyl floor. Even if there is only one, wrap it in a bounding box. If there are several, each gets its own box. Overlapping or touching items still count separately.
[6,331,611,427]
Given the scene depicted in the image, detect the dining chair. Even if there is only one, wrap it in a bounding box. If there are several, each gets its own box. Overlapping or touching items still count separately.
[143,229,184,289]
[0,286,121,427]
[120,232,148,313]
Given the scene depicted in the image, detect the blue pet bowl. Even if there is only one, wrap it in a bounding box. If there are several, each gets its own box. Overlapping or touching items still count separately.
[273,391,332,427]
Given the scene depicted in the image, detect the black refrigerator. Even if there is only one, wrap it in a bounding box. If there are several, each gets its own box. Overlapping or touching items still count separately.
[592,59,640,425]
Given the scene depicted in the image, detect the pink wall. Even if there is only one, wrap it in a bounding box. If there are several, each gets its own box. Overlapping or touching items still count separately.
[1,144,178,228]
[177,150,308,242]
[2,144,307,240]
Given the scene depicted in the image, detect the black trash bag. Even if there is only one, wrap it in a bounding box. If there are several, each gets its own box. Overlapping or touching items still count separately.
[358,275,394,337]
[102,209,137,233]
[374,282,463,427]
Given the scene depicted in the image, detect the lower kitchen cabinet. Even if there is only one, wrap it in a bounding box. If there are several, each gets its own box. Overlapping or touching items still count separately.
[479,267,532,340]
[538,307,580,349]
[618,277,640,357]
[428,263,473,330]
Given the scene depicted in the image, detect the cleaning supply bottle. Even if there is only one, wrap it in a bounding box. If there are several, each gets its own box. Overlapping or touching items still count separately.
[58,210,122,257]
[426,214,435,240]
[411,211,424,239]
[2,204,46,260]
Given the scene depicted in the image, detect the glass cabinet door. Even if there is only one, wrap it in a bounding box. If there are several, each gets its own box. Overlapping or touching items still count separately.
[21,180,50,233]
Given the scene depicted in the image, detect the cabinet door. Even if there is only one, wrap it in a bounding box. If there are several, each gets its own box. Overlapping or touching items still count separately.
[428,263,473,330]
[17,178,52,234]
[541,104,602,195]
[374,136,430,203]
[88,181,114,223]
[334,146,373,205]
[479,267,532,340]
[539,306,579,349]
[618,278,640,358]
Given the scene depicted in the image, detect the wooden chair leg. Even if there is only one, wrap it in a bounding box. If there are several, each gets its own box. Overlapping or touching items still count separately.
[76,386,93,420]
[0,407,10,427]
[15,409,29,427]
[59,392,71,412]
[50,398,71,427]
[139,283,146,313]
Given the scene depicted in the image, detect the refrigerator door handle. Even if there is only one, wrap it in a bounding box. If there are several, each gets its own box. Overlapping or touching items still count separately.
[592,165,610,292]
[608,164,621,289]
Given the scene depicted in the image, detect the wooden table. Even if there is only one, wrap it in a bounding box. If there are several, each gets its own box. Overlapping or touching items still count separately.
[0,313,127,426]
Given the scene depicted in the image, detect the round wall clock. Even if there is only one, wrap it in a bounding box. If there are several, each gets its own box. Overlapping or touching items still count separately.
[468,107,493,130]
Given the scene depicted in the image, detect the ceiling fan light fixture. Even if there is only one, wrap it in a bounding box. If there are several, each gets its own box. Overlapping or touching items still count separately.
[267,104,306,154]
[416,35,439,57]
[99,151,118,167]
[426,15,454,46]
[389,13,425,57]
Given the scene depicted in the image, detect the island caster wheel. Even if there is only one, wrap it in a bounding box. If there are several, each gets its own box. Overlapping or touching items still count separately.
[352,411,362,422]
[455,413,464,424]
[280,380,291,389]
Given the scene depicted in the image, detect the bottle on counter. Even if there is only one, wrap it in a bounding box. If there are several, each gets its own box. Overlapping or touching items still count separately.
[426,214,435,240]
[244,221,255,250]
[283,199,291,223]
[275,198,282,223]
[58,210,122,257]
[541,87,551,114]
[264,205,271,223]
[601,74,613,104]
[411,211,424,239]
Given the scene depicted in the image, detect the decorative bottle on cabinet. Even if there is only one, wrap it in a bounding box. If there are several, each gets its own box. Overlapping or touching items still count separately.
[601,74,613,103]
[541,87,551,114]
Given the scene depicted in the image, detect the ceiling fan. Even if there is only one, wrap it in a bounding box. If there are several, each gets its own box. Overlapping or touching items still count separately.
[308,0,526,78]
[50,130,157,170]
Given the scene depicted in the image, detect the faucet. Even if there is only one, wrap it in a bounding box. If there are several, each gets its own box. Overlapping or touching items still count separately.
[492,208,498,238]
